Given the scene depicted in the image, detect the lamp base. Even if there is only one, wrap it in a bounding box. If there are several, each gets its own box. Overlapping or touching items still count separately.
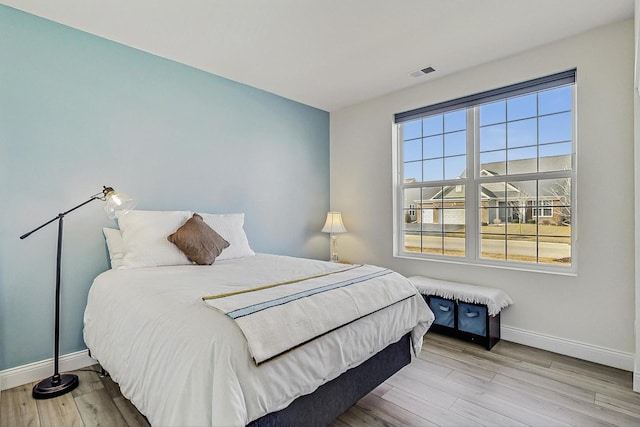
[32,373,79,399]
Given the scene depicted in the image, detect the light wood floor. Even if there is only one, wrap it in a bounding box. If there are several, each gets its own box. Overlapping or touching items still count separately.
[2,333,639,426]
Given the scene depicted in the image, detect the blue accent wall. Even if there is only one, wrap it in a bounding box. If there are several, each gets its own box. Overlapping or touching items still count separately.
[0,6,329,370]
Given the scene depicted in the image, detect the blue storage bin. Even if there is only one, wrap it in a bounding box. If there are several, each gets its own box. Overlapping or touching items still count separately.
[428,297,455,328]
[458,302,487,336]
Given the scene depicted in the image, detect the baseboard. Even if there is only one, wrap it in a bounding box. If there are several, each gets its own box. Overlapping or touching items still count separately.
[1,330,635,391]
[0,350,96,391]
[501,325,634,371]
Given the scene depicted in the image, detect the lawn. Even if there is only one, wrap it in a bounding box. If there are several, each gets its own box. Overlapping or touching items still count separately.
[481,223,571,243]
[403,223,572,265]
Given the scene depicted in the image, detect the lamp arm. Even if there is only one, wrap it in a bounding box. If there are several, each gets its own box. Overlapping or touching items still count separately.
[19,195,102,240]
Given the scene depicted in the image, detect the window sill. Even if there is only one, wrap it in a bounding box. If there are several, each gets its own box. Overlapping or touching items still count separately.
[394,253,577,277]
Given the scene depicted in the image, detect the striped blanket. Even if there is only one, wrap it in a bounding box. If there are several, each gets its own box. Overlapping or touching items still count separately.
[203,264,418,364]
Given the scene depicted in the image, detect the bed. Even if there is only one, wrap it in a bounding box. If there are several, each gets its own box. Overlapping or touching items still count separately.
[83,210,434,426]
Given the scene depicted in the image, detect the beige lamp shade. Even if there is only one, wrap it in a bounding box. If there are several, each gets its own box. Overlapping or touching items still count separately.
[321,212,347,234]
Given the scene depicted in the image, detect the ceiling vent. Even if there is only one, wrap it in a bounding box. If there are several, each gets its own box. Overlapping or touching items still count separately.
[410,66,436,78]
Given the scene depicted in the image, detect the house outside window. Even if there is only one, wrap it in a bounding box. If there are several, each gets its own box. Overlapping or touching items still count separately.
[531,199,554,218]
[394,70,575,271]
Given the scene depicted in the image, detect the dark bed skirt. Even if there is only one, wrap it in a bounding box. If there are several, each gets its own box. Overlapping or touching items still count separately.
[247,333,412,427]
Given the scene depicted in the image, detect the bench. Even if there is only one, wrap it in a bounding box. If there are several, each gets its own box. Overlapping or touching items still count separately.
[409,276,513,350]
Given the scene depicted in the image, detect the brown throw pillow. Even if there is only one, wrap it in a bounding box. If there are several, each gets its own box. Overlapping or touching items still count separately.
[167,213,230,265]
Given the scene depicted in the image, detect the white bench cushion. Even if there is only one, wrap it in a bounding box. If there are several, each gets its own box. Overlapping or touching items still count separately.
[409,276,513,316]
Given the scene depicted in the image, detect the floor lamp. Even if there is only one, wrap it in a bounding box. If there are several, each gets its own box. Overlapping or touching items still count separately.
[20,186,135,399]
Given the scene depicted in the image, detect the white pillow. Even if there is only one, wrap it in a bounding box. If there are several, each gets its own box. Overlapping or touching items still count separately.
[116,210,193,269]
[198,213,255,260]
[103,227,124,269]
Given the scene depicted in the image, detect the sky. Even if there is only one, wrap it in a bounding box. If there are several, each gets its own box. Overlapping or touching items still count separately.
[402,85,573,182]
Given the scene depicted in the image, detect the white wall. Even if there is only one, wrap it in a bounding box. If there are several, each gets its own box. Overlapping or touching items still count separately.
[331,20,635,367]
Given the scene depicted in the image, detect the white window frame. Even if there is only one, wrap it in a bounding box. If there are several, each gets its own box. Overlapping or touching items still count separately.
[392,70,577,274]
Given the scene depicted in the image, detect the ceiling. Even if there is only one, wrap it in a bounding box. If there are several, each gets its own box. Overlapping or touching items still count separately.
[2,0,635,111]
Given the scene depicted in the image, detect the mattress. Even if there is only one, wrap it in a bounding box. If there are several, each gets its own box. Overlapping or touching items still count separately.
[83,254,433,426]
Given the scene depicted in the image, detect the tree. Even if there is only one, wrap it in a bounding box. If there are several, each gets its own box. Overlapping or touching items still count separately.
[545,177,571,225]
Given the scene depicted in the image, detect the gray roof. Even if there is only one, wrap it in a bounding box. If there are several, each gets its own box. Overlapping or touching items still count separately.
[404,154,571,204]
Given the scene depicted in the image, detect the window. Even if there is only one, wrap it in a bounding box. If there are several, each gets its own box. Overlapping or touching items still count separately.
[530,199,554,218]
[394,70,575,270]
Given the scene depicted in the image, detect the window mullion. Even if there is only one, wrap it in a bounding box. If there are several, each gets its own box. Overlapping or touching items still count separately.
[394,125,404,257]
[465,107,477,260]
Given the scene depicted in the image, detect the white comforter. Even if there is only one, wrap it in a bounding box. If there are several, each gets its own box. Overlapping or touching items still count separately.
[83,254,433,426]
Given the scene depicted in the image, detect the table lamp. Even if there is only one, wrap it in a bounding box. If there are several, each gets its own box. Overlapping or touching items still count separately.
[321,212,347,262]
